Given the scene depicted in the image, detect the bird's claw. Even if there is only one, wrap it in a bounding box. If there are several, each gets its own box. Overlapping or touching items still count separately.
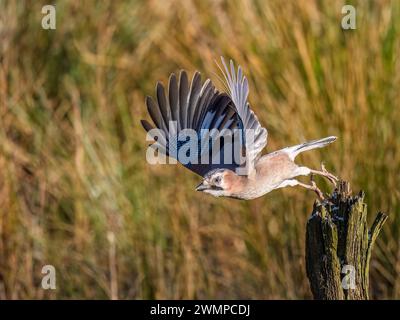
[311,180,325,200]
[321,163,338,187]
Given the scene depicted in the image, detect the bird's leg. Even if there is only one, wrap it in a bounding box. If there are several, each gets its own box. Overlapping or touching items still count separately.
[309,163,338,187]
[297,180,325,200]
[321,163,337,181]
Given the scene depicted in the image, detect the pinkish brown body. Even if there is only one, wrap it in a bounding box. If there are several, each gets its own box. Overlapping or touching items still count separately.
[200,150,316,200]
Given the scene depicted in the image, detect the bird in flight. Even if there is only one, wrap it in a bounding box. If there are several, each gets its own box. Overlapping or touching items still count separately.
[141,57,337,200]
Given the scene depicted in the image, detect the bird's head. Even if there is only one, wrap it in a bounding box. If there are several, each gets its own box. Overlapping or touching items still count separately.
[195,169,238,197]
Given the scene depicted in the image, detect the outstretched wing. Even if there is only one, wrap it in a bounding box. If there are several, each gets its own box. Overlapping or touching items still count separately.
[141,71,244,177]
[217,57,268,177]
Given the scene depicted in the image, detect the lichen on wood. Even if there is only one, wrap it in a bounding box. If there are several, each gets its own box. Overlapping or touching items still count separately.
[305,181,387,300]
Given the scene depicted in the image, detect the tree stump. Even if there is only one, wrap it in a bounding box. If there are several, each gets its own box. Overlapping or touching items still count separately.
[305,181,387,300]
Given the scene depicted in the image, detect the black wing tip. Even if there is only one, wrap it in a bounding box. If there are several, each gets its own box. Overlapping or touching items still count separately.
[169,72,177,82]
[179,69,188,79]
[140,119,153,132]
[156,81,164,91]
[191,71,202,86]
[145,95,153,106]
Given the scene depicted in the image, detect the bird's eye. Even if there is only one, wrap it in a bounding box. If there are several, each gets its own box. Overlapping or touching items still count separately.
[214,176,222,186]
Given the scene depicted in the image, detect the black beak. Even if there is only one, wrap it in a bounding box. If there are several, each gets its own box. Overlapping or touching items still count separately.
[196,181,223,192]
[195,181,209,191]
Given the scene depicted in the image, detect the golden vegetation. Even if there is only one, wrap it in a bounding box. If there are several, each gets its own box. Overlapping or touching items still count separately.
[0,0,399,299]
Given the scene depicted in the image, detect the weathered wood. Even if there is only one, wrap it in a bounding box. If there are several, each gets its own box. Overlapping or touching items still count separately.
[305,181,387,300]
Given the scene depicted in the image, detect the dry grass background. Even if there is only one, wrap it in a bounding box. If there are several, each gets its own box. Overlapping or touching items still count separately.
[0,0,399,299]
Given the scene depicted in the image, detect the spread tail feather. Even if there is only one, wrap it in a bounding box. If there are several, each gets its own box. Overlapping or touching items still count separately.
[284,136,337,160]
